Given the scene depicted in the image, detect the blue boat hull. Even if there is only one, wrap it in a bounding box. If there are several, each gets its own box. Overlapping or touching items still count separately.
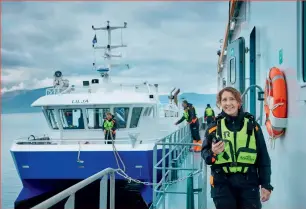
[15,179,150,209]
[11,149,168,208]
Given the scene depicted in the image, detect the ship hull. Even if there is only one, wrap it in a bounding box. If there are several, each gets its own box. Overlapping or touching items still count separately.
[11,148,168,209]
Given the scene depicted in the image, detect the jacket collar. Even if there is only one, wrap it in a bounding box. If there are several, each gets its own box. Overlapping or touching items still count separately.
[220,107,245,124]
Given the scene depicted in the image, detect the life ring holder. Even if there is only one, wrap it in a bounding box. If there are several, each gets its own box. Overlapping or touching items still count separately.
[264,67,288,147]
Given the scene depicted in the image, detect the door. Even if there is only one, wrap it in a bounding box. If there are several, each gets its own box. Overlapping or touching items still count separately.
[227,37,246,101]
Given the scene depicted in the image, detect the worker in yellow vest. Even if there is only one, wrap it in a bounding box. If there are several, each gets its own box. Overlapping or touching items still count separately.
[175,100,202,152]
[204,104,215,127]
[102,112,117,144]
[201,87,273,209]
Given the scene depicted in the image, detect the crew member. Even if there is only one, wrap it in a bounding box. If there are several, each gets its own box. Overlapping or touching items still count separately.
[175,100,202,152]
[201,87,273,209]
[204,104,215,127]
[102,112,117,144]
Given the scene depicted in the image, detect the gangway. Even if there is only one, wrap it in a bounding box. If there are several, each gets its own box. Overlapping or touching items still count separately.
[30,117,210,209]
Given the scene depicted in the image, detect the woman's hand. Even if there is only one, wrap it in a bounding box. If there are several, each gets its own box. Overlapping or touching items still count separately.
[212,141,224,154]
[261,188,271,202]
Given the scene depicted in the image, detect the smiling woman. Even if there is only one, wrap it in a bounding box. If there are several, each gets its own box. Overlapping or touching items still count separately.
[216,86,242,116]
[201,86,273,209]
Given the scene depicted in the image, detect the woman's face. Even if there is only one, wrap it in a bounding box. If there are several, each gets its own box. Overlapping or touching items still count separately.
[220,91,240,116]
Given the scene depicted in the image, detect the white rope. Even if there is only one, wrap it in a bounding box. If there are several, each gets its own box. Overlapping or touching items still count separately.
[106,129,202,186]
[106,130,126,172]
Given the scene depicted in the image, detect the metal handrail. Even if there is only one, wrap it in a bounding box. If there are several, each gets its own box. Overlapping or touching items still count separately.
[241,84,264,126]
[31,168,116,209]
[45,83,158,96]
[14,138,163,144]
[13,133,172,145]
[152,116,207,209]
[152,124,189,208]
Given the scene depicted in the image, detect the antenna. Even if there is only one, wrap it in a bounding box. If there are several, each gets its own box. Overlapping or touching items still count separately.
[91,21,128,83]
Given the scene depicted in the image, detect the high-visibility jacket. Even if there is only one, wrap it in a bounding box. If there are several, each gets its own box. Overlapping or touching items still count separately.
[213,116,257,173]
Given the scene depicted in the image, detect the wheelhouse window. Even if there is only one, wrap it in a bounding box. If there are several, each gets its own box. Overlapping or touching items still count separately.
[303,1,306,82]
[130,107,143,128]
[46,109,59,129]
[86,108,110,129]
[229,58,236,84]
[59,108,84,129]
[143,107,149,116]
[114,107,129,128]
[148,107,154,117]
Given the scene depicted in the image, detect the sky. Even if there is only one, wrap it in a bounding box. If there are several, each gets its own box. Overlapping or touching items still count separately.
[1,1,228,94]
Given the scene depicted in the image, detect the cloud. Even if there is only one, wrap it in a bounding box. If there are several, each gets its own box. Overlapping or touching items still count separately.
[1,1,228,94]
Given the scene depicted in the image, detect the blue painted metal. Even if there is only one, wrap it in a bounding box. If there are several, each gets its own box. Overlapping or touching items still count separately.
[11,149,165,179]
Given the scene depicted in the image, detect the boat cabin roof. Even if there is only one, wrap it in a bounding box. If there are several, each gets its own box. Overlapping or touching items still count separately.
[31,91,157,107]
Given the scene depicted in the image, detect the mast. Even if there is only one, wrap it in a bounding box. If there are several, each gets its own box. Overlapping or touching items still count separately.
[92,21,128,83]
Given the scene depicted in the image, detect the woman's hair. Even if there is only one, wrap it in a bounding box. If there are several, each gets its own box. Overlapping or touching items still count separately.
[216,87,242,108]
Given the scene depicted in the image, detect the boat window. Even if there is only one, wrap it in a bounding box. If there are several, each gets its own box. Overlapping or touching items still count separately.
[46,109,59,129]
[148,107,154,117]
[303,2,306,82]
[130,107,143,128]
[229,58,236,84]
[86,108,110,129]
[143,107,149,116]
[59,109,85,129]
[114,107,129,128]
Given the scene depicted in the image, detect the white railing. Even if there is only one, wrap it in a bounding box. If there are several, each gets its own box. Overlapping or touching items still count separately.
[151,117,207,209]
[13,134,171,146]
[31,168,116,209]
[45,82,158,96]
[46,88,62,95]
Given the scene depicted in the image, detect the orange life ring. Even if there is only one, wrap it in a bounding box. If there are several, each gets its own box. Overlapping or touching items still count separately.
[264,67,288,138]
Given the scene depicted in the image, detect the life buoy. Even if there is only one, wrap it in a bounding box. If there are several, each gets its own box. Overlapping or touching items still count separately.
[264,67,288,138]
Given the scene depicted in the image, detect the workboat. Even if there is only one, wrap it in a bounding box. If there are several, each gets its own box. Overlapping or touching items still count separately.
[10,21,183,208]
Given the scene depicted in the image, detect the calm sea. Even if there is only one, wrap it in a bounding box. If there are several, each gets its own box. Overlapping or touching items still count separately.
[2,112,50,208]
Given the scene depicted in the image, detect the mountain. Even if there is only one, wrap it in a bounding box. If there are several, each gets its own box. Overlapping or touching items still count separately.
[1,87,216,114]
[159,93,216,107]
[2,88,49,114]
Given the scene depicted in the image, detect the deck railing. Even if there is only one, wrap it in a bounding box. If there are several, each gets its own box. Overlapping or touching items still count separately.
[45,82,158,96]
[151,117,208,209]
[31,168,116,209]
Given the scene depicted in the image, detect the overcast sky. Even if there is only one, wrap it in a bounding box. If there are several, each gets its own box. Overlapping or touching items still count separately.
[1,1,228,94]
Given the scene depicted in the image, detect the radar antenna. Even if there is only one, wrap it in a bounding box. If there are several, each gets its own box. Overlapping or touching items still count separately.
[92,21,129,83]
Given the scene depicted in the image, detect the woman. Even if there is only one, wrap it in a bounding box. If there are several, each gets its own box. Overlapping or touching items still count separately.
[201,87,273,209]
